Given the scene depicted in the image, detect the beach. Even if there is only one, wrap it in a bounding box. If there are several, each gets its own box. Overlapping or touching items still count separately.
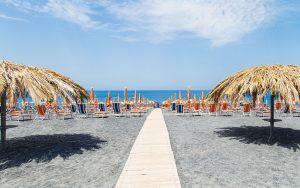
[0,115,147,188]
[164,111,300,187]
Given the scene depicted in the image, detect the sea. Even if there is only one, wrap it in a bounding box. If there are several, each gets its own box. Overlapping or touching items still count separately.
[19,90,275,105]
[93,90,211,103]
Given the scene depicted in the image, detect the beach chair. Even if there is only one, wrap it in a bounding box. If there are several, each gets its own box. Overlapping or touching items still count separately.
[176,104,184,115]
[71,104,77,114]
[92,103,109,118]
[124,103,131,113]
[171,102,176,111]
[8,110,32,121]
[184,103,192,114]
[231,103,240,115]
[129,107,143,117]
[220,102,233,116]
[200,101,208,114]
[76,103,89,118]
[208,104,217,116]
[255,104,270,117]
[99,103,106,112]
[55,107,73,120]
[34,105,50,120]
[275,101,283,116]
[192,102,201,116]
[112,102,125,117]
[292,105,300,117]
[242,103,251,116]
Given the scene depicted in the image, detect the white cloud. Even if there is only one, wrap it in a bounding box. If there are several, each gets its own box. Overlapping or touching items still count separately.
[3,0,286,46]
[103,0,280,46]
[0,13,26,22]
[3,0,101,28]
[44,0,101,29]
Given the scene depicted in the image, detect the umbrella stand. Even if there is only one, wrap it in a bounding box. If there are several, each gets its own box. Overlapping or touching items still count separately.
[1,90,6,148]
[269,94,275,142]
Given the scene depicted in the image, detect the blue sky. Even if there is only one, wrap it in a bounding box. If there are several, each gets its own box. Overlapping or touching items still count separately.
[0,0,300,90]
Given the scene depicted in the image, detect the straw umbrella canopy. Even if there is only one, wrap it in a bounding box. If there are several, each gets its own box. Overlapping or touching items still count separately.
[0,60,88,147]
[207,64,300,140]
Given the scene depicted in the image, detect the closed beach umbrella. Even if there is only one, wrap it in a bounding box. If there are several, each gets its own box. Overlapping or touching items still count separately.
[207,64,300,140]
[124,87,128,102]
[134,90,137,104]
[174,93,176,101]
[117,92,120,103]
[106,92,111,107]
[178,91,182,104]
[89,87,95,102]
[0,60,87,147]
[138,93,141,103]
[187,87,191,101]
[201,91,206,107]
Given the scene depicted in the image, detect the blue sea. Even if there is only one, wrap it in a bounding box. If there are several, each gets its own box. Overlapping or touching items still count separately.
[93,90,211,103]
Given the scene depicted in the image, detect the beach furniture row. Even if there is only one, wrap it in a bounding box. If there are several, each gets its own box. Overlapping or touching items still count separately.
[4,102,153,121]
[164,101,300,117]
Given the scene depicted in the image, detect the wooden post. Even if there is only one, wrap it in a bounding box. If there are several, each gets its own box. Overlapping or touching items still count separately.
[269,94,275,142]
[252,93,257,108]
[1,91,6,148]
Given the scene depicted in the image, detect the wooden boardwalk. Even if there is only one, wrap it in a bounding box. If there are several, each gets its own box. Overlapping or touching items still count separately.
[115,109,181,188]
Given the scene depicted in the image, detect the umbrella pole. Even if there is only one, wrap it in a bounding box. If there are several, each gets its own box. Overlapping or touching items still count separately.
[1,91,6,148]
[268,94,275,142]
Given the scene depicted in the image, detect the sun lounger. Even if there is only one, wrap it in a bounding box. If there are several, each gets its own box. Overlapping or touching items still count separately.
[220,102,233,116]
[255,108,270,117]
[242,103,251,116]
[9,110,33,121]
[34,105,50,120]
[275,102,282,114]
[113,102,125,117]
[91,103,109,118]
[208,104,217,116]
[76,103,89,118]
[55,108,73,120]
[176,104,184,115]
[292,109,300,117]
[192,102,201,116]
[171,102,176,111]
[129,108,143,117]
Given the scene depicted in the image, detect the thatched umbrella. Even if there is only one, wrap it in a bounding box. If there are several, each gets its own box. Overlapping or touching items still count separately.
[0,60,87,147]
[207,64,300,140]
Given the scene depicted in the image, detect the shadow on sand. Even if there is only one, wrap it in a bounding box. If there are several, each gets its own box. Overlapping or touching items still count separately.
[0,134,106,171]
[215,126,300,151]
[6,125,18,129]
